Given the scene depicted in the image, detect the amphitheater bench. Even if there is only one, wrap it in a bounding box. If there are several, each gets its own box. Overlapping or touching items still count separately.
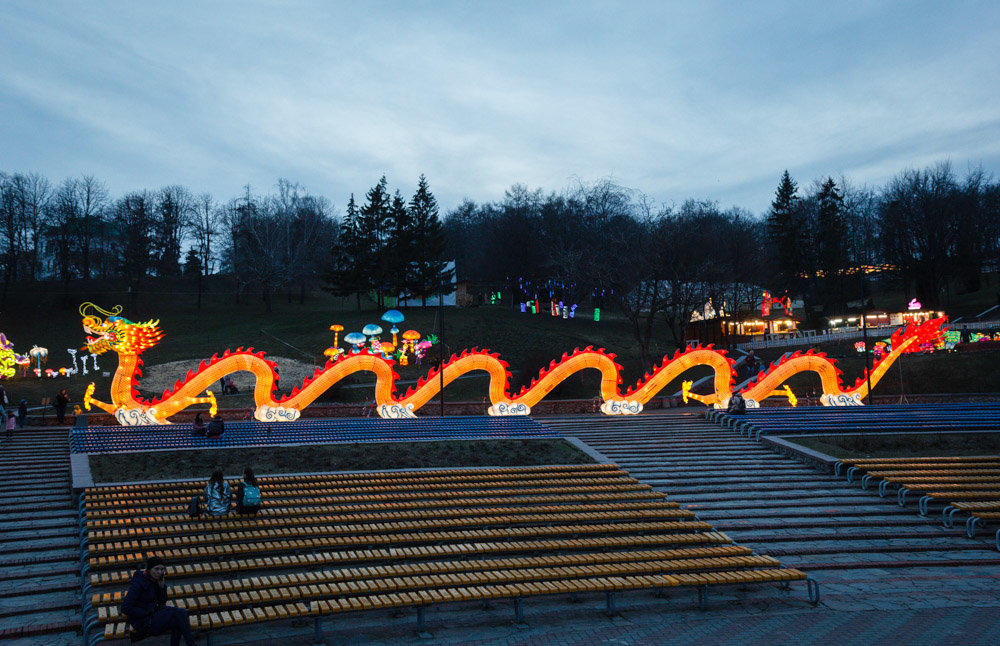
[82,466,819,645]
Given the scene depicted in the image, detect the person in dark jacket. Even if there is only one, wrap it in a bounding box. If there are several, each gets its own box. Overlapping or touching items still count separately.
[120,555,196,646]
[206,414,224,438]
[192,412,206,436]
[54,389,69,423]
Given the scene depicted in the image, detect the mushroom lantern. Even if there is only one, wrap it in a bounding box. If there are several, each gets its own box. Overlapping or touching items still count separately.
[381,310,405,346]
[362,324,383,352]
[401,329,420,355]
[343,332,367,354]
[329,324,344,349]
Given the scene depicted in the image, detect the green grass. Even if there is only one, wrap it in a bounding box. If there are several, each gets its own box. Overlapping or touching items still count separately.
[87,438,596,483]
[788,432,1000,459]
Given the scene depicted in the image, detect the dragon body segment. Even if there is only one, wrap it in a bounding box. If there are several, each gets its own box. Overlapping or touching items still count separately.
[78,303,945,425]
[738,317,946,408]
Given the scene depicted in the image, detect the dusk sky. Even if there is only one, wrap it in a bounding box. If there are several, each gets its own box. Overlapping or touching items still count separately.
[2,1,998,216]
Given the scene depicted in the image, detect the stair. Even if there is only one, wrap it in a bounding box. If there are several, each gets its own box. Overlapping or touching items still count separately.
[540,410,1000,610]
[0,428,81,644]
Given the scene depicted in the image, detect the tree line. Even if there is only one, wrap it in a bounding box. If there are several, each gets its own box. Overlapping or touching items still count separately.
[0,172,451,312]
[2,161,998,361]
[440,163,999,366]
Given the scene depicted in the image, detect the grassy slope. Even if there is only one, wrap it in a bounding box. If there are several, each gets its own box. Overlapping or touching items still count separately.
[789,433,1000,459]
[87,438,596,483]
[0,278,697,407]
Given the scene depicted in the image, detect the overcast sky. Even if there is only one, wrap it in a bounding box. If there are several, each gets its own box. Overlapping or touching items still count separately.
[2,1,998,216]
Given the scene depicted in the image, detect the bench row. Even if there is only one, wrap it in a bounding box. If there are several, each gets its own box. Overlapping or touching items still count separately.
[100,567,815,642]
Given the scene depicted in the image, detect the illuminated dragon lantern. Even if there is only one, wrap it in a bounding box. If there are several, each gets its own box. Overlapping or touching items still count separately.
[80,302,946,425]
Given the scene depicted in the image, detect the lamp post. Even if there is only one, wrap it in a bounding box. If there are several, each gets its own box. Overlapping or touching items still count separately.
[439,279,445,417]
[860,269,874,406]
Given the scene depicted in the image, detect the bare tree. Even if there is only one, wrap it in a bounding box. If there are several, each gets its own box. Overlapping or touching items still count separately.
[154,185,194,277]
[71,175,109,281]
[111,191,155,311]
[190,193,220,308]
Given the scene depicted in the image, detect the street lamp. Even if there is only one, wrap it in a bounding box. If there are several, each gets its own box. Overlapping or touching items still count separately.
[439,278,445,417]
[860,273,873,405]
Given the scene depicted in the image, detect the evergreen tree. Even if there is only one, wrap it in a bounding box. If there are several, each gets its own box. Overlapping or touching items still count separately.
[815,177,847,274]
[324,194,368,310]
[359,176,391,306]
[183,247,201,277]
[387,190,415,305]
[409,174,453,306]
[766,170,806,287]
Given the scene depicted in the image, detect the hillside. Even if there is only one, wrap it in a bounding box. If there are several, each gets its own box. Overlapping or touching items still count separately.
[0,276,997,412]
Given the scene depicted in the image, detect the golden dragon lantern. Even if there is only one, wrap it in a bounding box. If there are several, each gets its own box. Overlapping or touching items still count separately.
[79,302,946,426]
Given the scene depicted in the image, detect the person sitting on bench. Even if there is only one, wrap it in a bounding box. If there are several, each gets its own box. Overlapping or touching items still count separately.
[205,414,224,438]
[120,555,196,646]
[203,469,232,516]
[191,412,206,436]
[727,391,747,414]
[235,467,262,515]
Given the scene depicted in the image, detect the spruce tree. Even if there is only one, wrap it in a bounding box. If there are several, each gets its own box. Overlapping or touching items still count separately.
[766,170,805,286]
[324,193,368,310]
[359,176,391,306]
[815,177,847,274]
[387,190,415,305]
[409,174,454,306]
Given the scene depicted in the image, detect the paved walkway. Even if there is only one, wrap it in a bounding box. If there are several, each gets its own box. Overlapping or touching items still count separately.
[0,427,81,644]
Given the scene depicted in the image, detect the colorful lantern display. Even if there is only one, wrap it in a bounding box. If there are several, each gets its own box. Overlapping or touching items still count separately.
[0,333,19,379]
[79,302,947,425]
[330,324,344,348]
[343,332,367,354]
[381,310,405,346]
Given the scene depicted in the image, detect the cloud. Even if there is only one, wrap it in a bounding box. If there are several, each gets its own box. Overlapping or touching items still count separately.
[0,1,998,214]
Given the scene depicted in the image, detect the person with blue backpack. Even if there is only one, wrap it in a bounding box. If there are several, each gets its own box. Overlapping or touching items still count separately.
[236,467,261,515]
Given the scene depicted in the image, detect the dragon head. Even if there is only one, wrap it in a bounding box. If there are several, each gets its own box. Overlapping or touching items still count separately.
[80,302,163,356]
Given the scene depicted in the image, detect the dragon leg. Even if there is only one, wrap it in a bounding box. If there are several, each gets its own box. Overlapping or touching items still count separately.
[84,382,117,416]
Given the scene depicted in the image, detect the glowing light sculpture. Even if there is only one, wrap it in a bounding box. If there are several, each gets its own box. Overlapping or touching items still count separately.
[0,333,17,379]
[80,302,946,425]
[381,310,405,346]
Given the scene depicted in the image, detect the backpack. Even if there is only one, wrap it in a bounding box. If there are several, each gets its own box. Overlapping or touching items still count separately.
[242,484,261,507]
[187,494,200,518]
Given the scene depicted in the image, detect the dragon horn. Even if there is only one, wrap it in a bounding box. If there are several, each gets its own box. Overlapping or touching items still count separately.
[79,302,123,318]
